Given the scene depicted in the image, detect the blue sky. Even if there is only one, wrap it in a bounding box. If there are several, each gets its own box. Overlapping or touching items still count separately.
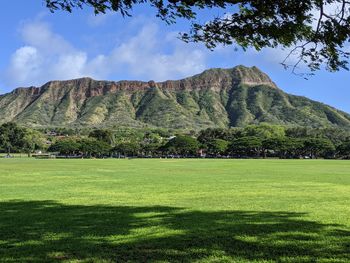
[0,0,349,113]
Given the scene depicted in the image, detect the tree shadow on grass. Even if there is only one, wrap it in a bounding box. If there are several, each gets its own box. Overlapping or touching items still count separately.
[0,201,349,262]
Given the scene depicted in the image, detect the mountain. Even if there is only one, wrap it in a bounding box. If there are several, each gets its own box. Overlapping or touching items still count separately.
[1,65,350,130]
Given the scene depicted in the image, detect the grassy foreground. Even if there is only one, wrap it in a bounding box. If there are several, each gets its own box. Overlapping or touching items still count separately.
[0,159,349,262]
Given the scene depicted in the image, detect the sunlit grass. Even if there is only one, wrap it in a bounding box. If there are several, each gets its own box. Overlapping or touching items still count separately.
[0,159,349,262]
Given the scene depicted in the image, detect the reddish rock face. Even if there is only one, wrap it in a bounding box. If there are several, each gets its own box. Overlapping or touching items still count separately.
[13,86,41,97]
[10,66,276,101]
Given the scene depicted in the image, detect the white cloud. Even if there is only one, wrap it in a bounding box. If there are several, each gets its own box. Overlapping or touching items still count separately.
[108,24,206,80]
[5,18,207,87]
[51,52,88,79]
[20,21,72,54]
[8,46,42,85]
[6,20,96,86]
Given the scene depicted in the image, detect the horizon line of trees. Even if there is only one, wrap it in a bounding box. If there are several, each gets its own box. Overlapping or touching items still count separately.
[1,122,350,159]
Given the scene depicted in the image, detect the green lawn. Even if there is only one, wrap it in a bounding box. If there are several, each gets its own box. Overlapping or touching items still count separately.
[0,159,349,262]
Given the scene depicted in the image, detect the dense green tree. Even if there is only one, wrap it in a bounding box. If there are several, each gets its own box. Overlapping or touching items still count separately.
[162,135,200,155]
[89,129,115,146]
[260,136,305,159]
[141,142,162,156]
[197,128,228,143]
[336,141,350,158]
[286,127,350,145]
[79,138,111,157]
[114,141,141,157]
[286,127,312,139]
[261,137,284,158]
[204,139,229,156]
[244,124,285,158]
[113,128,144,144]
[303,138,335,158]
[0,123,26,155]
[279,138,305,159]
[318,128,350,145]
[230,136,262,157]
[143,131,163,144]
[244,124,285,139]
[48,139,81,156]
[22,129,47,157]
[49,138,111,157]
[198,127,243,143]
[45,0,350,72]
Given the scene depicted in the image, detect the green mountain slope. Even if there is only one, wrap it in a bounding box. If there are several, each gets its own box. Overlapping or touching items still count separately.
[1,65,349,130]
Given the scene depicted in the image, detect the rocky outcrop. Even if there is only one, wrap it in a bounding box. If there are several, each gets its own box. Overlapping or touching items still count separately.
[0,65,349,130]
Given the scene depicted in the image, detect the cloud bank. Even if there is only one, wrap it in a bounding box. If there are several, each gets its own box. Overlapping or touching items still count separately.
[5,13,318,89]
[5,19,207,87]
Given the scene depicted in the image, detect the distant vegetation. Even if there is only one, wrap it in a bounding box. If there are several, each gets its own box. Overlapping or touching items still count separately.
[1,122,350,159]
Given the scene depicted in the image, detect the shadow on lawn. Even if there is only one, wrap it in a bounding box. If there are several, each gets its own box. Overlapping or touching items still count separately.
[0,201,349,262]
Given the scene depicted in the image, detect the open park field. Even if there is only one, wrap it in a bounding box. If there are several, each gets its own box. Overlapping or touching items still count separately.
[0,159,349,262]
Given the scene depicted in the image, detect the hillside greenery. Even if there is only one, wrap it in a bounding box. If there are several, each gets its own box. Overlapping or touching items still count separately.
[1,66,350,130]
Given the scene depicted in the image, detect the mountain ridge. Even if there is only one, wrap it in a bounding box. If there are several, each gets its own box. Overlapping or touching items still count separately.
[1,65,349,130]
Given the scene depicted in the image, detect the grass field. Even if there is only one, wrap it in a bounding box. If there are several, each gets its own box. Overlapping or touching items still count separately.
[0,159,349,262]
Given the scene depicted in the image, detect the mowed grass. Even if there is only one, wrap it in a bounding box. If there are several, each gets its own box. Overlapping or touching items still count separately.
[0,159,349,262]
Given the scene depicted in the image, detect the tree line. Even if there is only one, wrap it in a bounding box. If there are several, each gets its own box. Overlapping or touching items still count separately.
[1,122,350,159]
